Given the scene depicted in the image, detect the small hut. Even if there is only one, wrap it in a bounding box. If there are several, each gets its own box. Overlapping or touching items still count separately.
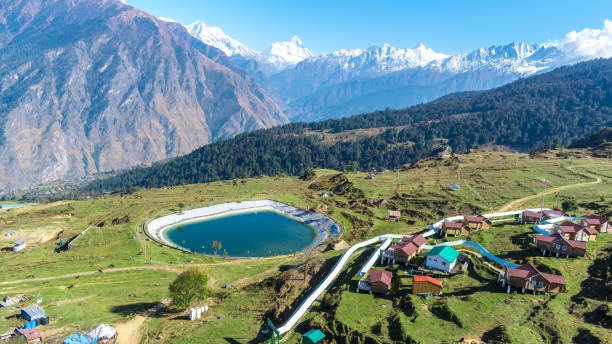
[302,329,326,344]
[21,305,45,322]
[388,210,401,222]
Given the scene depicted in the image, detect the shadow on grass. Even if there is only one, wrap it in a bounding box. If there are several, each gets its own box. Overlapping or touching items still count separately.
[572,247,611,303]
[109,302,160,317]
[495,231,539,261]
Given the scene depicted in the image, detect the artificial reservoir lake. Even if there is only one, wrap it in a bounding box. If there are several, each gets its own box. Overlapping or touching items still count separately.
[164,210,318,257]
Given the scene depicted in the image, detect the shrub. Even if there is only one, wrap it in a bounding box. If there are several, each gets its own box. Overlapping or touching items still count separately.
[169,268,208,309]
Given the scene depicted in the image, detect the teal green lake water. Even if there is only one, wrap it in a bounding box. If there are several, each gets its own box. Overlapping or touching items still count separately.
[164,210,317,257]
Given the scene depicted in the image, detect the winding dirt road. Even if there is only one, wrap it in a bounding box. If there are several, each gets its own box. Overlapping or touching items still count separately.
[497,169,603,212]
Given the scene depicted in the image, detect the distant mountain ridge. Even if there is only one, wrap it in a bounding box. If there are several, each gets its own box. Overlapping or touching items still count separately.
[84,59,612,194]
[0,0,287,193]
[184,19,612,121]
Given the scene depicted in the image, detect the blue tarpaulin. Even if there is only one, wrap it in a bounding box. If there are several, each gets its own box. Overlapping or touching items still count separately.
[63,333,96,344]
[23,320,37,329]
[533,225,551,236]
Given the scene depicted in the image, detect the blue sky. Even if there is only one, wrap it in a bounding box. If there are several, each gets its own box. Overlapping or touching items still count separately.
[127,0,611,54]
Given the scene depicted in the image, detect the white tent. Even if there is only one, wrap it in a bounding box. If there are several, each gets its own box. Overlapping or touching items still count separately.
[87,324,116,340]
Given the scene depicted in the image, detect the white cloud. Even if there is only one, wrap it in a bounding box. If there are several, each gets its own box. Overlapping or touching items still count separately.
[549,19,612,59]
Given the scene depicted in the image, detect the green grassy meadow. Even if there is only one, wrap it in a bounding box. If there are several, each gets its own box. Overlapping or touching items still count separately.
[0,150,610,343]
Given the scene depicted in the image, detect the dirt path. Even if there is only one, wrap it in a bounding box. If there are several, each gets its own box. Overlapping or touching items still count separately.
[115,302,167,344]
[0,255,289,287]
[0,265,183,287]
[496,168,602,212]
[115,316,147,344]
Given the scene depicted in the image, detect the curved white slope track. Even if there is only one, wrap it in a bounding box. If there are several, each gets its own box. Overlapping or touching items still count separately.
[275,207,548,335]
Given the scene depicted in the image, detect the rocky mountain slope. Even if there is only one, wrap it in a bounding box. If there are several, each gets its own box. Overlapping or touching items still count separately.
[0,0,287,193]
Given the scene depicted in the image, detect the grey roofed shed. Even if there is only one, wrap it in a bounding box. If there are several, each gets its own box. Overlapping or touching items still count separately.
[21,304,45,321]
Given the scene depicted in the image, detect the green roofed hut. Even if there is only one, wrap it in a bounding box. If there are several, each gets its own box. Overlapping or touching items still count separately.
[425,245,460,273]
[302,329,326,344]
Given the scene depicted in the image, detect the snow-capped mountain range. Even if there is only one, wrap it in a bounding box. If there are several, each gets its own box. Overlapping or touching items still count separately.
[184,21,312,69]
[180,19,612,121]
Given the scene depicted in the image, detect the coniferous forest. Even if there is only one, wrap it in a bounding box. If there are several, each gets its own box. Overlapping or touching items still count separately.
[84,59,612,193]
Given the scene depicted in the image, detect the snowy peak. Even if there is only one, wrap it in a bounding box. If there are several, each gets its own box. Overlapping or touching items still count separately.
[186,21,258,57]
[312,43,449,75]
[265,35,314,66]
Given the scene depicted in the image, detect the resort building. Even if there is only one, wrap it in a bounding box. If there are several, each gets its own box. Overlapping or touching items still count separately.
[581,214,610,233]
[522,210,544,224]
[441,221,469,237]
[424,246,459,273]
[383,234,428,265]
[368,268,393,294]
[412,275,443,296]
[465,215,492,230]
[557,221,597,242]
[356,268,393,295]
[500,262,566,294]
[534,233,586,257]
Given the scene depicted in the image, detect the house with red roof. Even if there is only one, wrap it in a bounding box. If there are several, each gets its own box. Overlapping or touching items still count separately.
[383,234,428,265]
[412,275,443,295]
[534,233,586,257]
[500,262,566,294]
[388,210,401,222]
[557,221,597,242]
[368,268,393,294]
[465,215,492,230]
[522,210,544,224]
[581,214,610,233]
[441,221,469,237]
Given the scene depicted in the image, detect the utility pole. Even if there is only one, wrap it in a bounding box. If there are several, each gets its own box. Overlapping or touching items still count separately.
[396,170,400,194]
[538,179,551,224]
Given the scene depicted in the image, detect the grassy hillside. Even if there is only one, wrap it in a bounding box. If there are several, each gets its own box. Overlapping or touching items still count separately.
[0,150,610,343]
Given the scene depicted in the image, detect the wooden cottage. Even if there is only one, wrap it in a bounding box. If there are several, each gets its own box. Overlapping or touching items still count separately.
[581,214,611,233]
[557,221,597,242]
[500,262,566,294]
[412,275,443,295]
[388,210,401,222]
[425,246,459,273]
[441,221,469,237]
[389,234,428,265]
[465,215,492,230]
[534,233,586,257]
[368,268,393,294]
[522,210,543,224]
